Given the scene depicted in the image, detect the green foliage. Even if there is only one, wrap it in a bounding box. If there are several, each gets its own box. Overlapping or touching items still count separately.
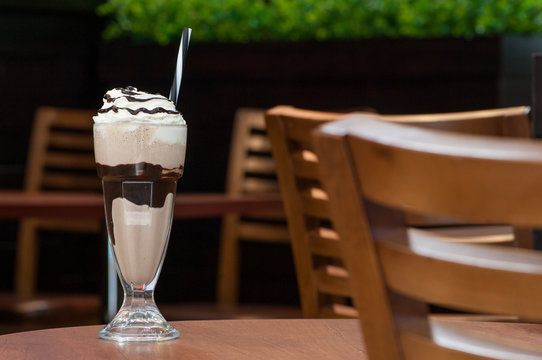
[97,0,542,44]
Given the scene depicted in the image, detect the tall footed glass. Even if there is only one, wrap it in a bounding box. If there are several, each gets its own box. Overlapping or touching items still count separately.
[94,121,187,341]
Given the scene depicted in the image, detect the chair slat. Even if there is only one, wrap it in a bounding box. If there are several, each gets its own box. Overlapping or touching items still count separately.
[301,188,330,218]
[237,222,290,242]
[378,236,542,322]
[242,178,280,193]
[314,265,351,297]
[319,303,359,319]
[308,227,342,257]
[244,156,276,174]
[279,107,344,143]
[242,212,286,221]
[42,173,101,191]
[292,150,320,180]
[44,152,96,169]
[48,133,94,150]
[247,135,272,153]
[44,108,95,129]
[29,218,102,232]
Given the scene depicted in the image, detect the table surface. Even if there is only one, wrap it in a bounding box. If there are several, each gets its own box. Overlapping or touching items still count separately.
[0,190,283,219]
[0,319,365,360]
[3,318,542,360]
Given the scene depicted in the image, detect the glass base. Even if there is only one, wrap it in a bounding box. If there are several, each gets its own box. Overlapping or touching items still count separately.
[99,304,179,342]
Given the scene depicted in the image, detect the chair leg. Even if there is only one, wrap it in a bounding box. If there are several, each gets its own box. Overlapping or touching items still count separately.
[15,219,38,298]
[217,214,241,309]
[515,227,533,249]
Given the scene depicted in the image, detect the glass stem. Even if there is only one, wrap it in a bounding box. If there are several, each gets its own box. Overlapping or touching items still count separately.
[123,284,157,311]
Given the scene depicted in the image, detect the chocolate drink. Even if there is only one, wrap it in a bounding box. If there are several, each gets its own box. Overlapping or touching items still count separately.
[93,87,187,288]
[94,86,186,342]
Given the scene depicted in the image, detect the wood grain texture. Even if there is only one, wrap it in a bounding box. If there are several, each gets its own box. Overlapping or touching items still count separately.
[0,319,365,360]
[314,114,542,360]
[3,318,542,360]
[266,106,350,318]
[265,105,531,322]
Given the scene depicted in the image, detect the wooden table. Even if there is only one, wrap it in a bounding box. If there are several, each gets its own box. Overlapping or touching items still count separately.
[0,319,365,360]
[0,191,283,219]
[3,318,542,360]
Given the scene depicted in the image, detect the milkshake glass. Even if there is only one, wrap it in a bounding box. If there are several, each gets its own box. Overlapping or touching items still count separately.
[93,87,187,341]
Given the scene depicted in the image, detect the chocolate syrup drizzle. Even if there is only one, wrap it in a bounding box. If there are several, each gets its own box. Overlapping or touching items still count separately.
[98,106,179,115]
[99,86,180,115]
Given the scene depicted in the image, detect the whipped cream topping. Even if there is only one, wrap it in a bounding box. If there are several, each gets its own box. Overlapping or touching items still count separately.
[93,86,186,124]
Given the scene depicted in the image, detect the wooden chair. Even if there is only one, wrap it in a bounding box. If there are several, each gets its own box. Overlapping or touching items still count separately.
[8,106,102,328]
[265,105,531,319]
[217,108,290,309]
[314,114,542,360]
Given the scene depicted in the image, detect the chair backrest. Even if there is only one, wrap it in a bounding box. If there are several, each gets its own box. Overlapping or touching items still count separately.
[224,108,282,196]
[313,114,542,360]
[17,106,100,298]
[265,106,357,318]
[25,106,100,192]
[265,105,531,319]
[217,108,290,308]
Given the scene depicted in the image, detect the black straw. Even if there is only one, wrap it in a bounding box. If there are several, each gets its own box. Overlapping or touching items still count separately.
[169,27,192,108]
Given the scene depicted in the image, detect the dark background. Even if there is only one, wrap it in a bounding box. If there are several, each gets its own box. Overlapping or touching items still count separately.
[0,2,538,307]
